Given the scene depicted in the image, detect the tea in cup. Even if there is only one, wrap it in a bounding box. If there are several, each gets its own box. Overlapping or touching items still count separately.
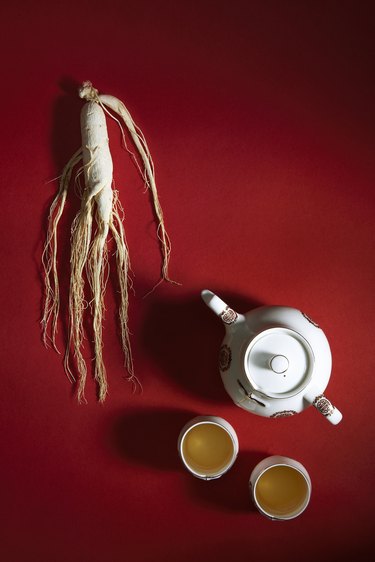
[178,416,239,480]
[250,455,311,520]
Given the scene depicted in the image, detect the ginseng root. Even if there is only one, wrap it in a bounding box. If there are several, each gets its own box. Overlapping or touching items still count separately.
[42,81,175,402]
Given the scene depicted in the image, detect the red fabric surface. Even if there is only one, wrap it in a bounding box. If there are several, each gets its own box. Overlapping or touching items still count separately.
[1,2,374,561]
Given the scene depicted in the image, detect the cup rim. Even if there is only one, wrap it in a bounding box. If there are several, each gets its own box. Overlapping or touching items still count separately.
[178,417,238,480]
[252,462,311,520]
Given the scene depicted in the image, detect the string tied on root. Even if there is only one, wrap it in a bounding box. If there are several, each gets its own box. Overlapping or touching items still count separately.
[79,81,99,101]
[42,81,177,402]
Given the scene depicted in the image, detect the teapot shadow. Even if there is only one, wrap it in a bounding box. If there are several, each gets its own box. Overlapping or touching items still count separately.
[141,290,263,403]
[186,449,268,513]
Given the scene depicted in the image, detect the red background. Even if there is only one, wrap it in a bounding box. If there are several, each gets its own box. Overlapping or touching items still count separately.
[1,1,374,561]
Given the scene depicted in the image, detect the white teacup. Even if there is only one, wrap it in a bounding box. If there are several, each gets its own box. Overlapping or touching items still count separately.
[249,455,311,520]
[178,416,239,480]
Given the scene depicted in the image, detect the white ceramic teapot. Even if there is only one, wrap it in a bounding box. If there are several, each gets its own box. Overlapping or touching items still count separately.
[202,290,342,425]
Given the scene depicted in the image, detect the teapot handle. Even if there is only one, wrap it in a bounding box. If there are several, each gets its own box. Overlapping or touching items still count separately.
[304,388,342,425]
[201,289,243,326]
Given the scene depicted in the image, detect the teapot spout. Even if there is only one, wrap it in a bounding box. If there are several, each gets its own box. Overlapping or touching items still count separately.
[201,290,242,326]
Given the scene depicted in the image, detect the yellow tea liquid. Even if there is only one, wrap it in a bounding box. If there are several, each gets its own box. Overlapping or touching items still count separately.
[255,465,309,517]
[182,423,234,476]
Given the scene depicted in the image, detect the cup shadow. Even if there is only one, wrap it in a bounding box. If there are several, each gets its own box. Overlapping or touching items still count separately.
[186,449,268,513]
[108,407,197,470]
[140,290,263,403]
[107,407,268,513]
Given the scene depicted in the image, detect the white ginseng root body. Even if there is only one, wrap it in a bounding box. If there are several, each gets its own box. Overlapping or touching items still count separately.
[42,81,174,402]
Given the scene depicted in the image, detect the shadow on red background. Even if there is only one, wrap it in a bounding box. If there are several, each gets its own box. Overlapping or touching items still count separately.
[108,407,196,470]
[186,449,268,513]
[37,77,84,361]
[141,290,263,402]
[107,406,268,513]
[52,76,83,170]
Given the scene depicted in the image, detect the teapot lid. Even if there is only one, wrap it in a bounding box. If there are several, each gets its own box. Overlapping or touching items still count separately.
[244,328,314,398]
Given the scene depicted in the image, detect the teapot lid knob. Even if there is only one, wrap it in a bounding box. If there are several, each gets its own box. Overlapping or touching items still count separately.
[270,355,289,374]
[244,327,314,398]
